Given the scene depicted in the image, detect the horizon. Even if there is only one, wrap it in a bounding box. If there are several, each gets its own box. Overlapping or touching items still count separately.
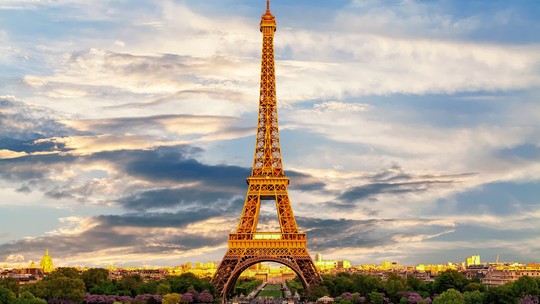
[1,0,540,268]
[2,251,535,270]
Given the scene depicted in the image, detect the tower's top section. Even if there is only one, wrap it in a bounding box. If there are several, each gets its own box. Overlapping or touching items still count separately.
[251,0,284,178]
[260,0,276,34]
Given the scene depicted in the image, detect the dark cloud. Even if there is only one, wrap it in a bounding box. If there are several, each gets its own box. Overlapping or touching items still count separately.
[118,188,239,211]
[298,217,383,250]
[298,216,455,252]
[64,114,244,136]
[337,180,453,202]
[0,153,77,181]
[0,97,78,146]
[327,166,474,209]
[0,211,228,264]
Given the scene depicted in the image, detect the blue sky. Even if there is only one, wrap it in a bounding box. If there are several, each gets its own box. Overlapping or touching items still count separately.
[0,0,539,268]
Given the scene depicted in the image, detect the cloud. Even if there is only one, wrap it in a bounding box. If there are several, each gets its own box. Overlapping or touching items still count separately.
[0,149,27,159]
[0,212,234,267]
[116,187,243,212]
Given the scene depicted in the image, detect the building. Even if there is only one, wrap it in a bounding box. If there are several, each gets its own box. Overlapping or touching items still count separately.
[39,249,54,273]
[313,253,352,273]
[466,255,481,267]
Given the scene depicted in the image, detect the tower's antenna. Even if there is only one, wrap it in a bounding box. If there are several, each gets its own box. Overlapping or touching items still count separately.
[267,0,270,11]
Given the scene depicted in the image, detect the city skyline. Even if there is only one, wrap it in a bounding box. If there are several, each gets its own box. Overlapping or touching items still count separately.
[1,0,540,268]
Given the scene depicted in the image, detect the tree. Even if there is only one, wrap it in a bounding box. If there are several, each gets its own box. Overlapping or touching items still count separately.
[0,277,20,295]
[14,291,47,304]
[196,290,213,303]
[51,267,81,279]
[384,273,407,302]
[434,270,468,294]
[334,275,354,296]
[0,286,15,304]
[157,283,172,295]
[42,273,86,303]
[304,283,329,301]
[138,281,158,295]
[24,267,86,303]
[163,293,182,304]
[520,295,539,304]
[352,274,382,296]
[118,275,143,297]
[81,268,109,292]
[483,283,516,304]
[513,276,540,298]
[20,281,47,300]
[432,289,464,304]
[368,291,384,304]
[407,275,426,293]
[463,290,484,304]
[463,282,485,292]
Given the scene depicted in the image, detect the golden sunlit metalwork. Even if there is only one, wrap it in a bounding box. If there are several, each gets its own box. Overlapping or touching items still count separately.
[212,1,321,301]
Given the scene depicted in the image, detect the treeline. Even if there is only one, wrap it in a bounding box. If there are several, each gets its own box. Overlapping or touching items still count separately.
[291,270,540,304]
[234,278,262,296]
[0,268,215,304]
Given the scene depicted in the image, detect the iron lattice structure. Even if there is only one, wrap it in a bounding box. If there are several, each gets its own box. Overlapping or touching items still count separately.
[212,1,321,301]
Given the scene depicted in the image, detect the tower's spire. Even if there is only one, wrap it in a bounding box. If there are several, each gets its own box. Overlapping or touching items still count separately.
[260,0,276,33]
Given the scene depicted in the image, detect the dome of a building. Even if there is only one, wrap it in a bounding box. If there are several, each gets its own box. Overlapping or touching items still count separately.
[39,249,54,273]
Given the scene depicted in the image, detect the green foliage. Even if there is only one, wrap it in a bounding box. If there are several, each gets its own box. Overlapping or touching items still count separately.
[138,280,158,295]
[21,267,86,303]
[234,278,261,296]
[463,290,484,304]
[483,283,517,304]
[434,270,469,294]
[463,282,486,292]
[118,274,143,297]
[50,267,81,279]
[432,288,464,304]
[157,283,172,295]
[351,274,383,296]
[0,286,16,304]
[257,284,284,297]
[513,276,540,298]
[20,281,47,299]
[14,291,47,304]
[82,268,109,292]
[286,277,304,294]
[165,273,214,295]
[0,277,20,295]
[334,275,354,296]
[42,270,86,303]
[399,297,408,304]
[407,275,426,292]
[304,283,329,301]
[368,291,384,304]
[383,273,407,302]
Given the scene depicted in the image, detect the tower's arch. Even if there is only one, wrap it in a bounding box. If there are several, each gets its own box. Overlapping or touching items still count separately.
[223,258,310,298]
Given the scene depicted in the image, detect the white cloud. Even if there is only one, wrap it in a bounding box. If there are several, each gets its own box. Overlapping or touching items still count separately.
[46,216,99,236]
[0,149,27,159]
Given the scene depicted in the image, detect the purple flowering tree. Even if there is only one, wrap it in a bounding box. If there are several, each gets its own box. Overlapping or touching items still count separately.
[196,290,213,303]
[521,295,540,304]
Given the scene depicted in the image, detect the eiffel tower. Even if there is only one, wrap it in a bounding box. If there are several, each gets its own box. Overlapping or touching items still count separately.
[212,0,321,301]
